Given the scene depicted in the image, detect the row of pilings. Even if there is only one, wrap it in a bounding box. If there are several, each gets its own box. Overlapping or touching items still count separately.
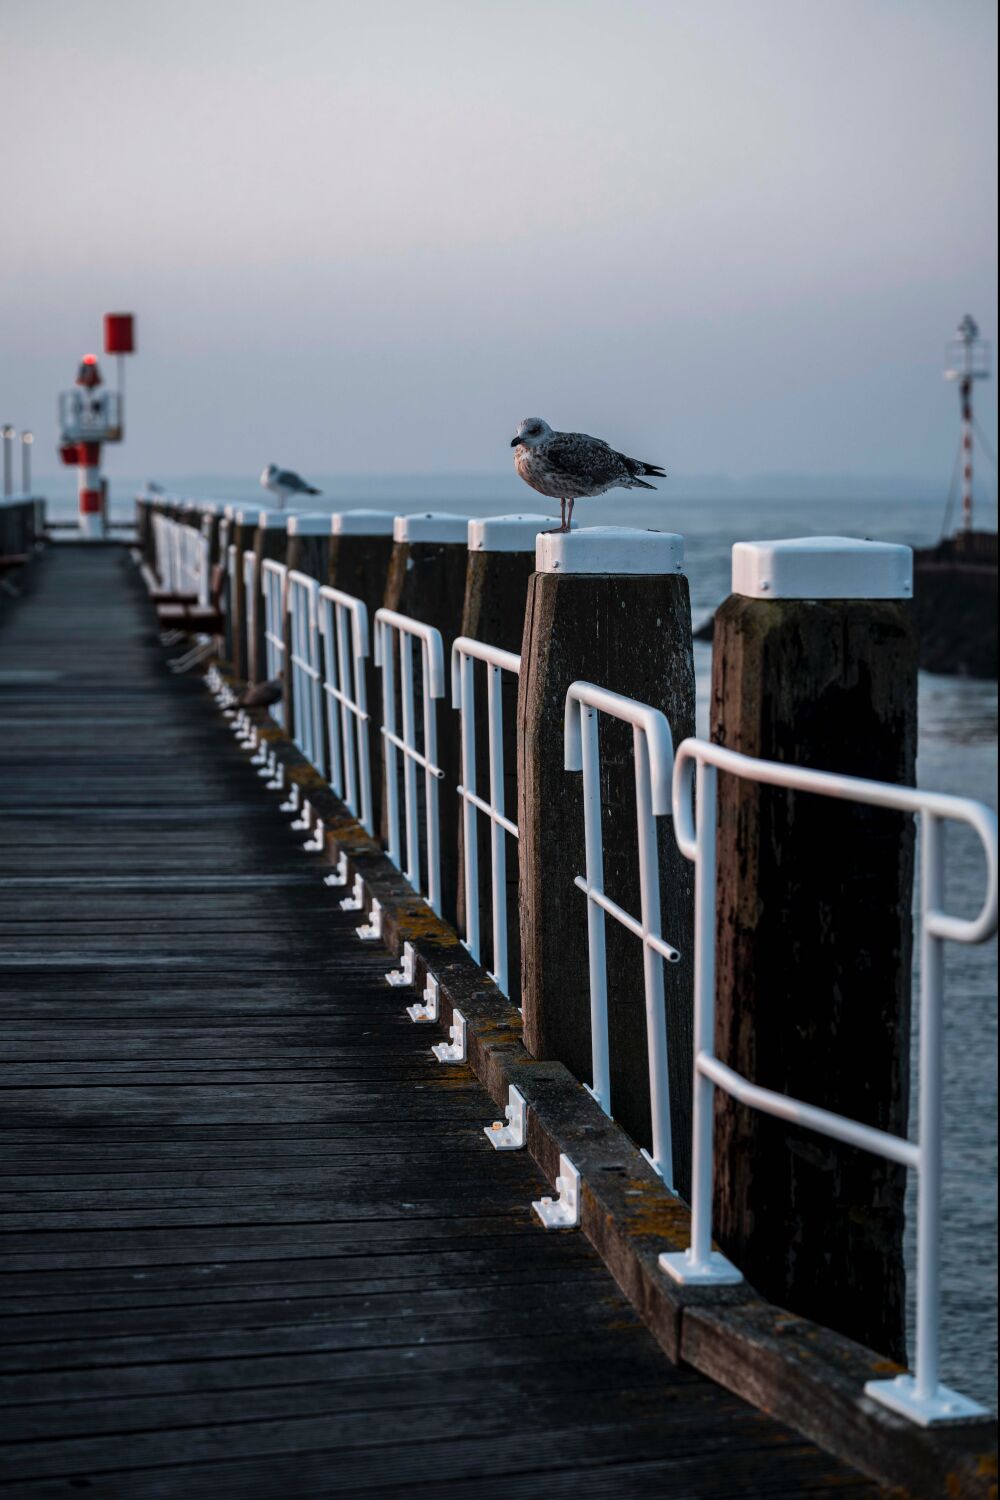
[137,492,917,1368]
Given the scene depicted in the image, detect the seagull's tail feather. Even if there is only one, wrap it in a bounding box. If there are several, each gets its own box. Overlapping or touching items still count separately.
[303,485,322,495]
[621,454,667,487]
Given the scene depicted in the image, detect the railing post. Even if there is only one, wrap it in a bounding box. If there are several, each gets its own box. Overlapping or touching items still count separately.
[381,513,469,927]
[518,527,695,1190]
[20,430,32,498]
[249,512,290,689]
[285,515,334,762]
[458,514,548,1003]
[711,535,917,1362]
[146,494,168,570]
[2,425,14,498]
[329,511,396,821]
[196,501,225,572]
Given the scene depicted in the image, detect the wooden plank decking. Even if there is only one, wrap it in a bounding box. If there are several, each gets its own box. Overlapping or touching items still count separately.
[0,547,882,1497]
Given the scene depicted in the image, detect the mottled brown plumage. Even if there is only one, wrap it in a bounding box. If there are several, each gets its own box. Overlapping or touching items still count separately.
[511,416,666,531]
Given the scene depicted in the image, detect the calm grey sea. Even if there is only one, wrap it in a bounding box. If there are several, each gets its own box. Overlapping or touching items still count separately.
[42,474,999,1407]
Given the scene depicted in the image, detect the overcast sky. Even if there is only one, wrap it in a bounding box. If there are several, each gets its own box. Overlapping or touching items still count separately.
[1,0,996,487]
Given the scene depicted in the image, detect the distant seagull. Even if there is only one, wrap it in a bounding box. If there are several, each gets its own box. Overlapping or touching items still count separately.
[511,417,666,532]
[260,464,321,510]
[145,480,164,494]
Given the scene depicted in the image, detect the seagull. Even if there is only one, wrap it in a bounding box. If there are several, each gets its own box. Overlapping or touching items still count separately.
[260,464,322,510]
[511,417,666,532]
[240,676,283,708]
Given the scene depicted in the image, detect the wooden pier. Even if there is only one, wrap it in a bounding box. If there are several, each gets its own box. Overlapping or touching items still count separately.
[0,548,896,1494]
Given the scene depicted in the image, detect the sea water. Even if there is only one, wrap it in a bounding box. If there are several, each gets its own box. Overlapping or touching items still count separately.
[40,474,999,1406]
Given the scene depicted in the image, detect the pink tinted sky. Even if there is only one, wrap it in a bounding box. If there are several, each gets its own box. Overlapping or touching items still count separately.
[1,0,996,485]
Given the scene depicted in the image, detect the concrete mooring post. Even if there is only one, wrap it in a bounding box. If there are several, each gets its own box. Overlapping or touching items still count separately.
[710,535,917,1363]
[286,512,331,583]
[518,527,696,1193]
[135,492,152,566]
[227,506,261,683]
[458,514,549,1005]
[382,512,470,928]
[328,509,396,601]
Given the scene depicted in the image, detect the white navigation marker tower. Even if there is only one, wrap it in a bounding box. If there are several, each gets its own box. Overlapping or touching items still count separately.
[944,315,990,533]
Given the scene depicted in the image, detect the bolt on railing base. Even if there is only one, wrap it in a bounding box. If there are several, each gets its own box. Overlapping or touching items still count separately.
[406,974,439,1024]
[484,1085,526,1150]
[864,1375,990,1429]
[659,1247,743,1286]
[339,874,365,912]
[303,818,325,853]
[323,853,348,887]
[431,1008,466,1062]
[356,898,383,941]
[386,942,416,987]
[532,1153,580,1229]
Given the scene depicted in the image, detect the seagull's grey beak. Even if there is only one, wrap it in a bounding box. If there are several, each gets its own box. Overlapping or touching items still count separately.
[510,435,521,448]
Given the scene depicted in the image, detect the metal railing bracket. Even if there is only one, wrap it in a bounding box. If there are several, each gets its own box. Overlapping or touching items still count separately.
[485,1085,526,1150]
[323,852,349,887]
[386,942,416,987]
[432,1008,466,1063]
[532,1153,580,1229]
[356,898,383,941]
[407,973,439,1023]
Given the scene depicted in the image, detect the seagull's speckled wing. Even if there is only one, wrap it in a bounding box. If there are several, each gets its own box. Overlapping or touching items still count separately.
[542,432,632,489]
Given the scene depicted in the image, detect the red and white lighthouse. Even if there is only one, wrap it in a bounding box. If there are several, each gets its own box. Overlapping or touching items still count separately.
[57,314,135,540]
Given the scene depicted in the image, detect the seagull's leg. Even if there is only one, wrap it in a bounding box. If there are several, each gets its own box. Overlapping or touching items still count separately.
[542,499,569,536]
[566,498,575,531]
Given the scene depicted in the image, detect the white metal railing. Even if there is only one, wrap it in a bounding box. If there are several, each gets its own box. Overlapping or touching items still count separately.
[564,681,681,1188]
[374,607,446,915]
[225,542,238,663]
[261,559,287,727]
[207,543,996,1426]
[152,515,207,602]
[319,585,373,834]
[287,570,325,776]
[183,526,210,606]
[151,513,167,585]
[242,550,259,677]
[152,513,175,590]
[658,736,998,1427]
[451,637,521,997]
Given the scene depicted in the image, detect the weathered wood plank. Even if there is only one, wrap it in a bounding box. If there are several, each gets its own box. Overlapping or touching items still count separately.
[0,548,880,1496]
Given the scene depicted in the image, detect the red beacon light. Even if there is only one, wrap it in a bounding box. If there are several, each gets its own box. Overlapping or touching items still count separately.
[76,354,103,389]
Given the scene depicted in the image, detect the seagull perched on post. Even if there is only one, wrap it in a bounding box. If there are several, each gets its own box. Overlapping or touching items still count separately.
[260,464,322,510]
[510,417,666,532]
